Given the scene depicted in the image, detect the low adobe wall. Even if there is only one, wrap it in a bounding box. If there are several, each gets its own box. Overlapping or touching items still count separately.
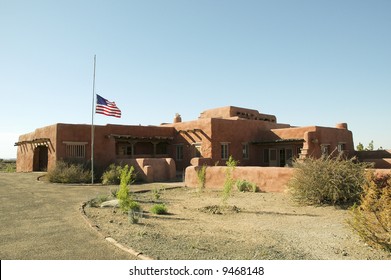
[185,166,295,193]
[356,150,391,169]
[115,158,176,182]
[185,166,391,193]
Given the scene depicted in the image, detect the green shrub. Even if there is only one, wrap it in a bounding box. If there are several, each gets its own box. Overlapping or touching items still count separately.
[348,172,391,251]
[116,165,136,212]
[150,204,168,215]
[287,156,369,206]
[196,165,207,191]
[101,164,123,185]
[47,160,91,183]
[222,156,239,204]
[236,179,258,192]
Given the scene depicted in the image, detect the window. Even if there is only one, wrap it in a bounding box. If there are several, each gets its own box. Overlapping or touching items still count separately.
[221,143,230,160]
[242,143,249,160]
[270,149,277,161]
[176,145,184,161]
[156,142,168,155]
[297,147,302,157]
[194,143,202,158]
[117,143,133,156]
[64,141,87,159]
[338,143,346,153]
[263,149,269,163]
[321,144,330,157]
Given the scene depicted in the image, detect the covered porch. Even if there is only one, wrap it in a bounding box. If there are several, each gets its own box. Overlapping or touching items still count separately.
[108,134,173,159]
[252,139,305,167]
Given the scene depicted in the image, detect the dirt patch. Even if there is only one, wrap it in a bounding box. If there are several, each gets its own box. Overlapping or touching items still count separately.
[84,185,391,260]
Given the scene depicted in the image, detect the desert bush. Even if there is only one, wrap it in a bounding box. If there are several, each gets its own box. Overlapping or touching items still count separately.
[150,204,168,215]
[348,172,391,251]
[287,156,369,206]
[116,165,136,212]
[101,164,123,185]
[222,156,239,204]
[47,160,91,183]
[196,165,207,191]
[236,179,258,192]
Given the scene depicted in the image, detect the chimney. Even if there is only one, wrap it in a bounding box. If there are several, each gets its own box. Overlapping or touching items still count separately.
[174,113,182,123]
[336,123,348,130]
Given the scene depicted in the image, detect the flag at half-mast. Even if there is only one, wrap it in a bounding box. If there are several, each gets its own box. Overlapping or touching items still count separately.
[95,94,122,118]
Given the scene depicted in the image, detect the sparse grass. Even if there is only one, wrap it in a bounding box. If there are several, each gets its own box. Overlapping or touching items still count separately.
[152,188,161,200]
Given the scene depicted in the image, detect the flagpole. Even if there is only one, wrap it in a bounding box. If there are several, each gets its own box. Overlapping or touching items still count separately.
[91,55,96,184]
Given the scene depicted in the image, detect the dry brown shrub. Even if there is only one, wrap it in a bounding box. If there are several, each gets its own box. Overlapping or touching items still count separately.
[348,172,391,252]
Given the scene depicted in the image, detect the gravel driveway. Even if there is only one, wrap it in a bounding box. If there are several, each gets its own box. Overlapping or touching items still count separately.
[0,172,137,260]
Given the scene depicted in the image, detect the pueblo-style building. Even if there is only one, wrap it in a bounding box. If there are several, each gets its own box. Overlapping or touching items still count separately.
[15,106,357,181]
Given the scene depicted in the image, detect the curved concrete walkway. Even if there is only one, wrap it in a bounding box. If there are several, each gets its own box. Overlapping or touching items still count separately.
[0,172,138,260]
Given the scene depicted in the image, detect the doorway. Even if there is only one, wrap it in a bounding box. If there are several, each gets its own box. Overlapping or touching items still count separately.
[33,146,48,171]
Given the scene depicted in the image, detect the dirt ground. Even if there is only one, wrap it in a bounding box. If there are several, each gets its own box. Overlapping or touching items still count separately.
[84,184,391,260]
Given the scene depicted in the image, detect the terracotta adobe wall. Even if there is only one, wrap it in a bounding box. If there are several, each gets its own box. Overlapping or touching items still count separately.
[16,124,58,172]
[185,166,294,192]
[210,118,290,166]
[56,123,176,173]
[162,118,213,172]
[271,125,354,158]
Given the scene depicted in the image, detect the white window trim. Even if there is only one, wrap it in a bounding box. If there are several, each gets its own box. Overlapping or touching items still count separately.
[242,142,250,160]
[221,142,230,160]
[175,144,184,161]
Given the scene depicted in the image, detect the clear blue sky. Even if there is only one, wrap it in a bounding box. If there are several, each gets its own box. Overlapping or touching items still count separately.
[1,0,390,159]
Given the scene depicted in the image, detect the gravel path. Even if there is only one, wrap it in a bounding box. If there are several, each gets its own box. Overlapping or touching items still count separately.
[0,172,137,260]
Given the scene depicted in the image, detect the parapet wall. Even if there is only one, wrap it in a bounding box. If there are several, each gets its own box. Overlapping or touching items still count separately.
[185,166,295,193]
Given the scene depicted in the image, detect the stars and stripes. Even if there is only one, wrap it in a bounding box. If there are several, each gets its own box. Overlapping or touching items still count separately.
[95,94,121,118]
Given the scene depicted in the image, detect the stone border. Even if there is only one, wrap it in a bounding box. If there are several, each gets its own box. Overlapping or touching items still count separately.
[79,201,154,260]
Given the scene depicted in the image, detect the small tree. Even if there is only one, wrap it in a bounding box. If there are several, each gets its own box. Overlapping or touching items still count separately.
[222,156,239,204]
[196,165,207,191]
[116,165,136,212]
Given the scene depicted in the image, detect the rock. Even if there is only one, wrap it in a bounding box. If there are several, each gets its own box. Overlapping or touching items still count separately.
[100,199,119,208]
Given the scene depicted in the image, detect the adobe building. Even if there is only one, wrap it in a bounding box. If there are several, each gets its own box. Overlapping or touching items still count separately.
[15,106,359,180]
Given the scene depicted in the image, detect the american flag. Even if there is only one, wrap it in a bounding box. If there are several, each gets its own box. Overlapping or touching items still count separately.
[95,94,122,118]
